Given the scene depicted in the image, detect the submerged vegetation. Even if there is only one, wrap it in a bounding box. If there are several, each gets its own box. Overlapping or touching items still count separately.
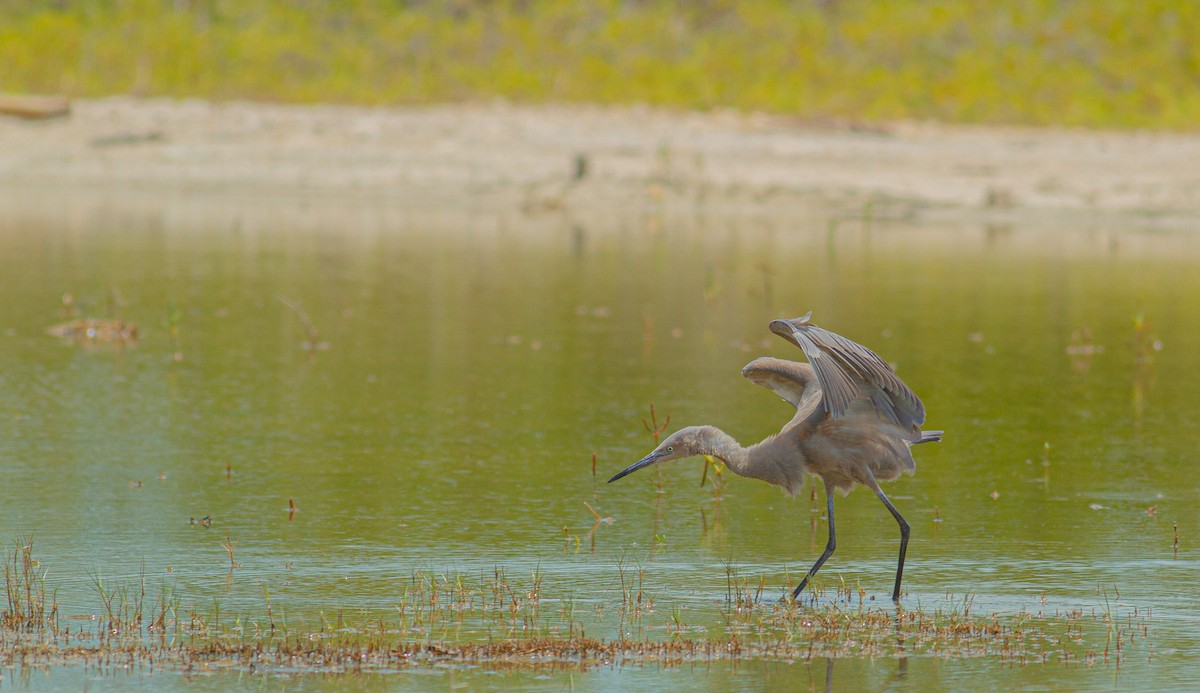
[1,540,1152,675]
[1,0,1199,128]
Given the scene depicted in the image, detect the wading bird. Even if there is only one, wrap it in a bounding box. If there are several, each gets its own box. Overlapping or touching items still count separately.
[609,312,941,602]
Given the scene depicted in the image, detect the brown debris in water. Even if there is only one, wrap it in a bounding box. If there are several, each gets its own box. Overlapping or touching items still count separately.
[46,319,138,345]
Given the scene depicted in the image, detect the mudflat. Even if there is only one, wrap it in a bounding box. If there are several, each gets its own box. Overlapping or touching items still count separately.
[2,97,1199,225]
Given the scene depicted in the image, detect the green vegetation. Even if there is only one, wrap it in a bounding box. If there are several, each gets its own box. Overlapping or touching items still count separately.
[2,0,1198,128]
[1,540,1150,673]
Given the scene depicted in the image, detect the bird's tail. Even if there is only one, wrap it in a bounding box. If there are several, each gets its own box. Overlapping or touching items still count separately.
[915,430,943,444]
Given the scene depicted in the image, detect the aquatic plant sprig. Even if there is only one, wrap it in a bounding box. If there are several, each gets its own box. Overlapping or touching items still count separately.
[1,536,57,632]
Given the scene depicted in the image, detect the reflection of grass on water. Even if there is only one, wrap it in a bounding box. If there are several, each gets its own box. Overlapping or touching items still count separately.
[1,1,1199,129]
[2,540,1150,674]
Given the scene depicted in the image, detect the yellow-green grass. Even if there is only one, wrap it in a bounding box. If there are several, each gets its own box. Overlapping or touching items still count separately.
[2,1,1199,129]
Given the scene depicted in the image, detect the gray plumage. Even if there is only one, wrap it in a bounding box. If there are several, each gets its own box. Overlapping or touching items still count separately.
[768,311,926,441]
[609,312,942,602]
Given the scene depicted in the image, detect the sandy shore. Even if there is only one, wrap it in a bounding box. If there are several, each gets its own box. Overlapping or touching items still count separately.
[2,97,1199,226]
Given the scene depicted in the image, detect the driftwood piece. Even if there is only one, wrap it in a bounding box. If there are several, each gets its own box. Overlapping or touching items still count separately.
[0,94,71,120]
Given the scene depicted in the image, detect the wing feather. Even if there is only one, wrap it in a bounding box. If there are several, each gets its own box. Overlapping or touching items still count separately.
[741,357,818,409]
[742,356,823,430]
[770,313,927,438]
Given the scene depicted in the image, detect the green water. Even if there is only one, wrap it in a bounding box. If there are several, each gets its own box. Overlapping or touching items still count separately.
[2,190,1198,690]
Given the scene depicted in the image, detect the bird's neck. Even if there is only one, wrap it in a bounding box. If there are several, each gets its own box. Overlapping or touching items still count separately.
[695,426,751,472]
[700,426,803,497]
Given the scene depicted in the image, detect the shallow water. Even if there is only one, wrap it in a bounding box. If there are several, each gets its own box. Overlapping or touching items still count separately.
[2,190,1199,690]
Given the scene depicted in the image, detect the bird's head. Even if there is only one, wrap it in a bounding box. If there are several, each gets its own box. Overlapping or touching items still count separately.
[608,426,716,483]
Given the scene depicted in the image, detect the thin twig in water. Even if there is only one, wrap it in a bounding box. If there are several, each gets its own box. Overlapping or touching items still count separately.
[643,404,670,490]
[642,403,670,444]
[220,534,240,570]
[277,295,329,351]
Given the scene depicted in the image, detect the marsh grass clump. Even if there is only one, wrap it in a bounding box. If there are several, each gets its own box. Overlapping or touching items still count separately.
[87,564,182,644]
[1,544,1154,676]
[713,584,1152,667]
[388,566,554,640]
[2,537,57,632]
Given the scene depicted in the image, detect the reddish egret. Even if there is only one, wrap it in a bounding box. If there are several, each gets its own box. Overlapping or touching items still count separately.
[609,312,941,602]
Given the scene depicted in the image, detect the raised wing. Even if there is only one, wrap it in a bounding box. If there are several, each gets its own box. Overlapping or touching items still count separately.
[741,356,820,410]
[768,312,926,437]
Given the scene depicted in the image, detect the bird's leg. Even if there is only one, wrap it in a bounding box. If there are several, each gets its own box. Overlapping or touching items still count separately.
[872,485,910,602]
[793,480,836,600]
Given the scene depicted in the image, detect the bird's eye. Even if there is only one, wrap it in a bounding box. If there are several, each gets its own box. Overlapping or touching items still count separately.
[666,446,673,452]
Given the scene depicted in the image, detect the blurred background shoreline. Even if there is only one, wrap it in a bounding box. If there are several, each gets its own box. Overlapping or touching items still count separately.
[5,1,1200,227]
[2,0,1197,130]
[4,97,1200,230]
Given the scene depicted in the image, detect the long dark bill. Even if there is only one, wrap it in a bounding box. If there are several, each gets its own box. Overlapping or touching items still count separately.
[608,450,663,483]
